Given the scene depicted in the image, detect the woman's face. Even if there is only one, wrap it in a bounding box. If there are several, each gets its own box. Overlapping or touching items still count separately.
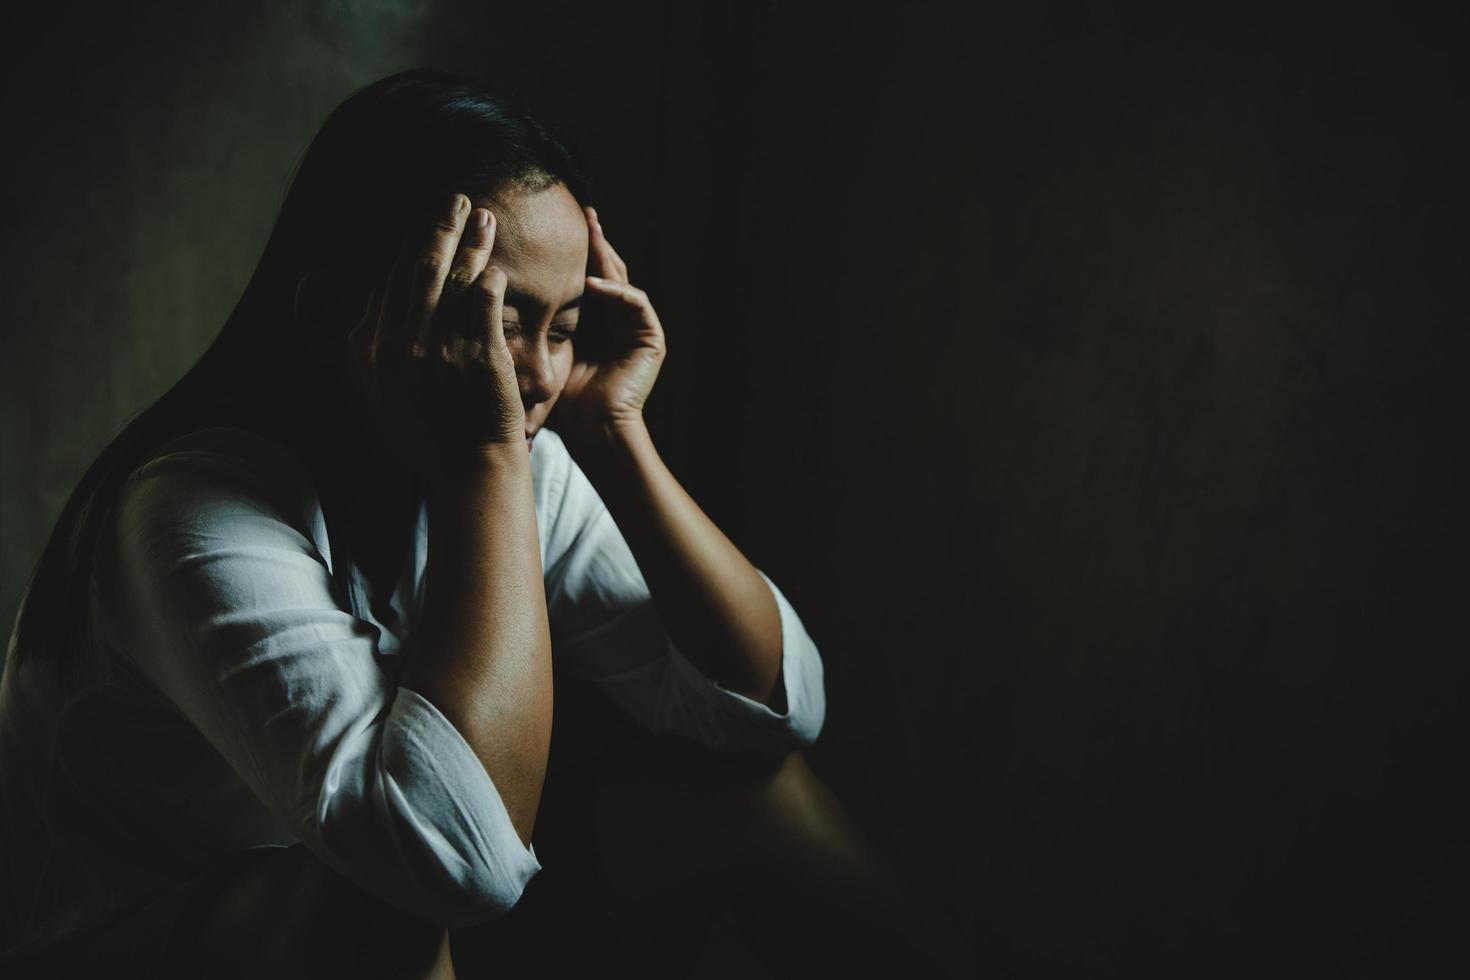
[476,182,589,452]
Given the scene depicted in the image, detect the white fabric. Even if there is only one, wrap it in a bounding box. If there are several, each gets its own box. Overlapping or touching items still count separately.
[0,424,826,959]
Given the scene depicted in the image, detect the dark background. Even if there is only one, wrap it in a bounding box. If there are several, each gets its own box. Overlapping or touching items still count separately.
[2,2,1466,976]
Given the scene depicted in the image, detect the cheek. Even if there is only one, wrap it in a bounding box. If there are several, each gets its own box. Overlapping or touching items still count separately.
[553,346,576,387]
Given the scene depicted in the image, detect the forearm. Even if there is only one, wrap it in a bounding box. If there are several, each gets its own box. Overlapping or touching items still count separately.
[399,447,554,847]
[567,419,784,708]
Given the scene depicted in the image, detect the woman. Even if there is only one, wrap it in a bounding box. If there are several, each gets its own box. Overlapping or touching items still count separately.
[0,69,959,977]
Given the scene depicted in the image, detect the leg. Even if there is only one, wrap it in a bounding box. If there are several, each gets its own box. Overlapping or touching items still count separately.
[592,734,972,978]
[720,751,972,978]
[163,844,455,980]
[447,673,714,978]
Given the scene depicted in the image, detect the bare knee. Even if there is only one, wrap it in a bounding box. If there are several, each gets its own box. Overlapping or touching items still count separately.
[593,734,807,839]
[590,741,967,977]
[590,737,755,910]
[590,736,826,922]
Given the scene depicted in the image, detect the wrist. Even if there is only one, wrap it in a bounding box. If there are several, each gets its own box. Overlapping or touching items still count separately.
[423,441,531,500]
[561,412,650,463]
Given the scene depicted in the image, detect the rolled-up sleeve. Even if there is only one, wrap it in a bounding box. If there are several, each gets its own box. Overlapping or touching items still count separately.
[540,431,827,754]
[109,445,540,927]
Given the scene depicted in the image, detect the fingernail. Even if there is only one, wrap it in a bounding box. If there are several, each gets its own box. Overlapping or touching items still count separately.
[472,208,489,230]
[448,193,466,216]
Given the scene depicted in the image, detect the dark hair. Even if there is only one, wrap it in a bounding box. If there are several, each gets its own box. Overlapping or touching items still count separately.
[8,67,592,682]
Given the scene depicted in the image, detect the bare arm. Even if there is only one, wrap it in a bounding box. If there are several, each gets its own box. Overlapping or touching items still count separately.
[554,207,782,708]
[345,195,553,848]
[571,418,784,709]
[400,448,553,848]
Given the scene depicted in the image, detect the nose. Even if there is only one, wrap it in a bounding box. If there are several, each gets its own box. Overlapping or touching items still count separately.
[510,333,558,413]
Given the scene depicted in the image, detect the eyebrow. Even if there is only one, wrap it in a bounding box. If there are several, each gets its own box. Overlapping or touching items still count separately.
[504,287,583,314]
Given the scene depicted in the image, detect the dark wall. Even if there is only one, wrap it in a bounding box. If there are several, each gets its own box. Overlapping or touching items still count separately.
[3,2,1466,976]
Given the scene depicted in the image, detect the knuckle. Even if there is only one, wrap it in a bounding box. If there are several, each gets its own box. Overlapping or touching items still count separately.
[415,253,449,279]
[478,268,507,295]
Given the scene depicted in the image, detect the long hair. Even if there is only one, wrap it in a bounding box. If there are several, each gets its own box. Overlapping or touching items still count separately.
[8,67,592,682]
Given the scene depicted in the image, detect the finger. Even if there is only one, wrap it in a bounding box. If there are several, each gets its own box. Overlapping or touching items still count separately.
[583,206,609,278]
[593,217,630,282]
[476,264,510,352]
[381,194,464,351]
[586,207,629,282]
[448,208,496,292]
[585,207,626,282]
[430,207,497,347]
[585,275,649,307]
[402,193,470,352]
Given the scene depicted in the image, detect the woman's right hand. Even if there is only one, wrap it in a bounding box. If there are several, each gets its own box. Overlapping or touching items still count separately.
[345,192,525,477]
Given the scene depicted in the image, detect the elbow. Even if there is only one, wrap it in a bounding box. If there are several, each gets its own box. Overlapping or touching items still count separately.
[790,697,826,751]
[312,691,545,929]
[776,638,827,752]
[313,767,543,929]
[315,779,543,929]
[409,849,539,928]
[755,570,827,751]
[756,688,824,755]
[371,740,545,928]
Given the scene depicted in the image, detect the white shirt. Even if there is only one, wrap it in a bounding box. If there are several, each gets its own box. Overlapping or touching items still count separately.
[0,424,826,959]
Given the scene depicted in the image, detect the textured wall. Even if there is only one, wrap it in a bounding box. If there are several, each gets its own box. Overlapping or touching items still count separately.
[3,2,1466,975]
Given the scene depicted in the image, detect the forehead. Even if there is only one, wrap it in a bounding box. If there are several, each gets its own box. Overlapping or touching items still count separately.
[480,183,587,303]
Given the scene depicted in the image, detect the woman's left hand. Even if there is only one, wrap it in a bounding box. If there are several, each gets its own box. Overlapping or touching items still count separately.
[551,206,667,444]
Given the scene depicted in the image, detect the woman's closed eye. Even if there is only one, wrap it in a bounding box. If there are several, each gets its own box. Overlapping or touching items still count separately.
[501,320,578,343]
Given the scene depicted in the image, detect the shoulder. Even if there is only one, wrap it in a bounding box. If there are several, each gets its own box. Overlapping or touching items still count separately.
[115,426,321,544]
[97,427,335,648]
[130,425,313,489]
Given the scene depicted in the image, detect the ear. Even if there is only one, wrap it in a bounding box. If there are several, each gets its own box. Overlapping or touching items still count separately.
[294,269,365,368]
